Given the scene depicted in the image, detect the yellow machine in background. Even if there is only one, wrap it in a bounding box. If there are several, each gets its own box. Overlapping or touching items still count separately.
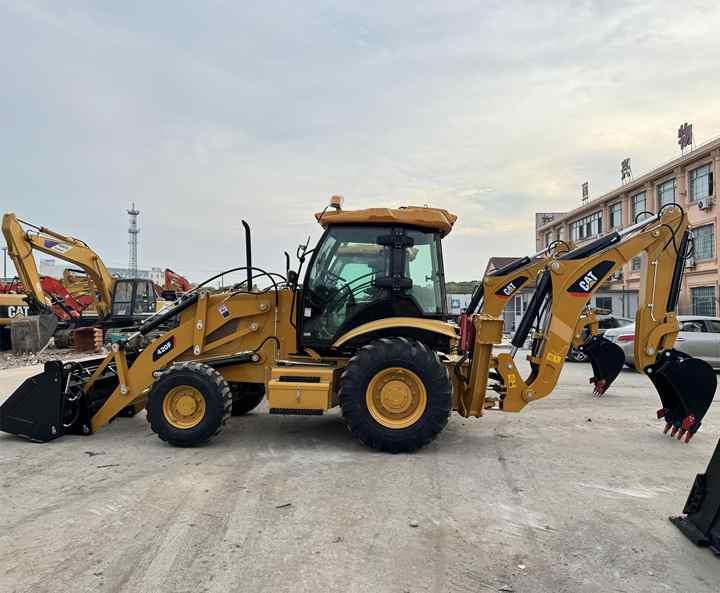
[1,214,173,348]
[0,201,714,451]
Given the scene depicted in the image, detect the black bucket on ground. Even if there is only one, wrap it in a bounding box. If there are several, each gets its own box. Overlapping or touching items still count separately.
[648,349,716,442]
[0,357,116,442]
[670,437,720,554]
[580,335,626,396]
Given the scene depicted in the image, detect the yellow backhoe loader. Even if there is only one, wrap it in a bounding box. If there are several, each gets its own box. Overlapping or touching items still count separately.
[0,200,714,453]
[1,214,170,349]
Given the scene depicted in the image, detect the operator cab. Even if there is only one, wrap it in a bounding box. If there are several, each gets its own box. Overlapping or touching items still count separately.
[300,205,456,352]
[111,278,158,319]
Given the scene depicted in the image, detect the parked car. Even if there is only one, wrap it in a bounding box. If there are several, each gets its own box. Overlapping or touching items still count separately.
[603,315,720,369]
[567,314,634,362]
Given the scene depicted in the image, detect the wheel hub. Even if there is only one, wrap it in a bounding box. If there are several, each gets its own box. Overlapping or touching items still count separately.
[366,367,427,429]
[163,385,206,429]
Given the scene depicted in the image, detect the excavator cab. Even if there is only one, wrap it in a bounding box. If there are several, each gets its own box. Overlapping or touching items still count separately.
[110,278,158,319]
[300,217,449,353]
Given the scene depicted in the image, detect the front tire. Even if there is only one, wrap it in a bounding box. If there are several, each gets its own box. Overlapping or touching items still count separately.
[147,362,232,446]
[340,337,451,453]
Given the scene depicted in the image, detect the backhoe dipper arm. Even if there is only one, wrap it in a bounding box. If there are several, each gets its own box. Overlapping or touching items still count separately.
[1,213,115,317]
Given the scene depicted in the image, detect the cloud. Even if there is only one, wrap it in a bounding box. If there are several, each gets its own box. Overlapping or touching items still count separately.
[1,0,719,283]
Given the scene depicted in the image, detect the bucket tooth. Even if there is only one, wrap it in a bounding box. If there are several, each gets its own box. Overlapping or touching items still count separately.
[582,335,625,396]
[647,349,716,441]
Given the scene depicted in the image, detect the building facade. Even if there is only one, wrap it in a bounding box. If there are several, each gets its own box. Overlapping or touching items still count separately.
[536,136,720,317]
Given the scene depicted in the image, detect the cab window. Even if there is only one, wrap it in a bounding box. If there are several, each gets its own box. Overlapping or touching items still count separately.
[405,230,443,314]
[302,225,445,348]
[112,281,134,316]
[133,280,156,314]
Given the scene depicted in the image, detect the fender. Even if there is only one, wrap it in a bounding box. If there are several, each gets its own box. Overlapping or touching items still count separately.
[332,317,457,348]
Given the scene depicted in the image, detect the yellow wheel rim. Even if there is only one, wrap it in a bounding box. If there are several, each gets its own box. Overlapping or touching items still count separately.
[162,385,206,429]
[365,367,427,429]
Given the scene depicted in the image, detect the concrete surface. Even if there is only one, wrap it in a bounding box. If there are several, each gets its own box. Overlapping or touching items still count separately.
[0,359,718,593]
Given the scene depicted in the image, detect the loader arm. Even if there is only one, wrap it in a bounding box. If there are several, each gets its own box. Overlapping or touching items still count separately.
[1,213,115,317]
[458,205,716,441]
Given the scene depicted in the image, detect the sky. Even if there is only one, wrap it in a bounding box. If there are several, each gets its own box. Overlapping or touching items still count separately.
[1,0,720,283]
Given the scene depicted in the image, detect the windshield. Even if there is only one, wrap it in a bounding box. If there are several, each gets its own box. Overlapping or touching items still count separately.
[302,225,445,347]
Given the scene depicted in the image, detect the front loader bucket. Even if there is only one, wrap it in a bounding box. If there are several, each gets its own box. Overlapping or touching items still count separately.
[648,349,716,442]
[0,360,67,441]
[670,437,720,554]
[580,335,625,396]
[0,359,100,442]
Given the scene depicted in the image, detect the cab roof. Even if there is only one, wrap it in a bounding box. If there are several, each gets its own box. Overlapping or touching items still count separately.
[315,206,457,237]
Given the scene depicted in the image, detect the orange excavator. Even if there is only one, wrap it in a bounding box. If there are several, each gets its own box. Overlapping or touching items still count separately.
[161,268,191,300]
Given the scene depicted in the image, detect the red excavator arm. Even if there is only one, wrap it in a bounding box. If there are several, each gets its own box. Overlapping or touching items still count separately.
[162,268,191,299]
[39,276,91,322]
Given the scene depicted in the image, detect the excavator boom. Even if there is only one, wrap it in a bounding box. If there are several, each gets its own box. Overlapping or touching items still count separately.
[1,214,115,318]
[459,239,626,395]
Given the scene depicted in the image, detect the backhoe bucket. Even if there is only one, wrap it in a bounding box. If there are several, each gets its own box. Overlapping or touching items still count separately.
[648,349,716,442]
[670,437,720,554]
[580,335,625,396]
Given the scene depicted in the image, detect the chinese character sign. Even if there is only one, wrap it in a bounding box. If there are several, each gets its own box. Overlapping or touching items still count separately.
[621,158,632,182]
[678,122,693,151]
[582,181,589,203]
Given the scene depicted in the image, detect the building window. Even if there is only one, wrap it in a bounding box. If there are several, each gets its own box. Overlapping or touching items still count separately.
[694,224,715,261]
[570,211,603,241]
[631,256,642,272]
[691,286,716,316]
[689,164,712,202]
[544,231,552,247]
[631,192,648,221]
[595,296,613,313]
[609,202,622,229]
[514,295,522,316]
[657,178,677,207]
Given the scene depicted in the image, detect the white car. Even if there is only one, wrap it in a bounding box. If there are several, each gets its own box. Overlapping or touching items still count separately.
[603,315,720,369]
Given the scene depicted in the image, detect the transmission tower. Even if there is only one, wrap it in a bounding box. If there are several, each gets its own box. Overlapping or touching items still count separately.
[127,203,140,278]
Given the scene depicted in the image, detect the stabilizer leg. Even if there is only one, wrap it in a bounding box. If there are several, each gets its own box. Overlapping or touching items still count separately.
[670,437,720,554]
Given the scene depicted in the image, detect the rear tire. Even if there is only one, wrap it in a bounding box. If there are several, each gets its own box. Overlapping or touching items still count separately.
[340,337,451,453]
[230,383,265,415]
[147,362,232,446]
